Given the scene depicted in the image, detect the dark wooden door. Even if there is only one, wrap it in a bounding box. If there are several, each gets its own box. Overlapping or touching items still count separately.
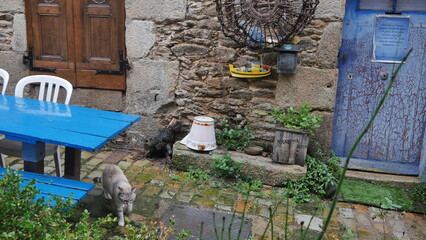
[25,0,76,85]
[74,0,126,90]
[332,0,426,176]
[25,0,126,90]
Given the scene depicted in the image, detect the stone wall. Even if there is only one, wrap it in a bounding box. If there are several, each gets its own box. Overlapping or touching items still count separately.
[0,0,345,152]
[125,0,345,153]
[0,1,27,94]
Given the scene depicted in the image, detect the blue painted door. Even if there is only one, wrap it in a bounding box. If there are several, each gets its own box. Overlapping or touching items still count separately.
[332,0,426,176]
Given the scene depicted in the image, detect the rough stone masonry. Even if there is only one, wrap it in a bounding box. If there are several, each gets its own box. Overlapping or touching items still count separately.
[0,0,344,152]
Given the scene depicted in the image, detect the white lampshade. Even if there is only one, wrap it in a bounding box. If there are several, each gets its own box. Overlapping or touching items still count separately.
[181,116,217,151]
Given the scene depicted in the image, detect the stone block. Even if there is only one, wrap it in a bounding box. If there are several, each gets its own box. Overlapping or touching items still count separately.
[126,20,156,59]
[310,112,334,155]
[276,67,338,111]
[172,143,306,186]
[12,14,26,52]
[171,44,209,56]
[0,1,24,12]
[126,0,187,21]
[315,0,344,20]
[295,214,324,231]
[0,51,28,94]
[209,46,236,62]
[125,59,179,115]
[316,22,342,69]
[70,89,124,111]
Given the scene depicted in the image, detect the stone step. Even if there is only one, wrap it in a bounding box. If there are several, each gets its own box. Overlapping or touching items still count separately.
[345,170,420,189]
[172,142,306,186]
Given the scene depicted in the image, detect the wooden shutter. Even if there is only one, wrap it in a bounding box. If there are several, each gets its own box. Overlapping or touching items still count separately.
[25,0,126,90]
[25,0,76,85]
[73,0,126,90]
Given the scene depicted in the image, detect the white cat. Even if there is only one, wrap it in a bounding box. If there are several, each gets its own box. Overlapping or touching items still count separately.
[94,165,137,226]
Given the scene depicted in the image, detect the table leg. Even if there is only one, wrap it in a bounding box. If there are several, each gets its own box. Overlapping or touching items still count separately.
[22,141,45,174]
[63,147,81,180]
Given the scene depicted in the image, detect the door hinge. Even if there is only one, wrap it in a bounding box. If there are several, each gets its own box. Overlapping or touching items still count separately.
[95,50,130,75]
[23,47,57,73]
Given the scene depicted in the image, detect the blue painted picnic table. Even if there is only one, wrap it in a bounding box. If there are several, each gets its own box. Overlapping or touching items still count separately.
[0,167,94,206]
[0,95,141,180]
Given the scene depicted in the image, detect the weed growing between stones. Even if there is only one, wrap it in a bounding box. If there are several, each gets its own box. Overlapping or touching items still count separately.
[342,229,357,239]
[411,182,426,205]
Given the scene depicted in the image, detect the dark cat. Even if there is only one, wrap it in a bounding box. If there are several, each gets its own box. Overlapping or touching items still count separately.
[94,165,136,226]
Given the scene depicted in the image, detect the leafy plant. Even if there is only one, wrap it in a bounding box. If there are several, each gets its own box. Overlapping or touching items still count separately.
[185,166,212,184]
[0,168,193,240]
[280,154,341,203]
[411,182,426,205]
[304,155,339,196]
[236,179,263,193]
[216,119,255,150]
[271,102,323,135]
[212,153,244,180]
[280,179,312,203]
[381,197,402,210]
[0,168,115,240]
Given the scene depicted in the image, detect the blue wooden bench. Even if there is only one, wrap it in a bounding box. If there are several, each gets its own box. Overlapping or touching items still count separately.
[0,167,94,206]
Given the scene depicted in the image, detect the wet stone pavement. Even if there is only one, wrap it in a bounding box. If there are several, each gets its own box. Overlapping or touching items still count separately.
[4,147,426,239]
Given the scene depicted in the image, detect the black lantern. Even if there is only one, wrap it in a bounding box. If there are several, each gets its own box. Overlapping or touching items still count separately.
[276,44,300,74]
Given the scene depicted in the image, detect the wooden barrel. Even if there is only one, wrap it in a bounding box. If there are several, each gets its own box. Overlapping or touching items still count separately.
[271,127,309,166]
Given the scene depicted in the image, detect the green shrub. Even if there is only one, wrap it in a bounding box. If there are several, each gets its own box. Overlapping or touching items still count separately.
[0,168,191,240]
[216,119,254,151]
[271,102,323,135]
[0,168,114,240]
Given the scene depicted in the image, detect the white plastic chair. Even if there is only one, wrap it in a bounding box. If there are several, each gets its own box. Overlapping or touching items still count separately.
[0,68,9,95]
[0,75,73,177]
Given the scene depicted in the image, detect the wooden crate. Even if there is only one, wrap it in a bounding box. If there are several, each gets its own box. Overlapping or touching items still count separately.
[271,127,309,166]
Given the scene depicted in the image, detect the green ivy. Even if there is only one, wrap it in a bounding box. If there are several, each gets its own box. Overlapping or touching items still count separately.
[271,102,323,135]
[216,119,255,151]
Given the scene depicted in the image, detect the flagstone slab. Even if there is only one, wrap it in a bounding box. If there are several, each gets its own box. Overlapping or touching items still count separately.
[161,204,252,240]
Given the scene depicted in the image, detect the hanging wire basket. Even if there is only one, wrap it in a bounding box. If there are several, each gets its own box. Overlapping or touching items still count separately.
[215,0,319,49]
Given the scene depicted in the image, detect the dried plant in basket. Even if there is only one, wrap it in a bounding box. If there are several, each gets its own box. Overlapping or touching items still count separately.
[215,0,319,49]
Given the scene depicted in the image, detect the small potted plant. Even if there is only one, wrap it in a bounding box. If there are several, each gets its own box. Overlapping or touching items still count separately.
[270,102,323,166]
